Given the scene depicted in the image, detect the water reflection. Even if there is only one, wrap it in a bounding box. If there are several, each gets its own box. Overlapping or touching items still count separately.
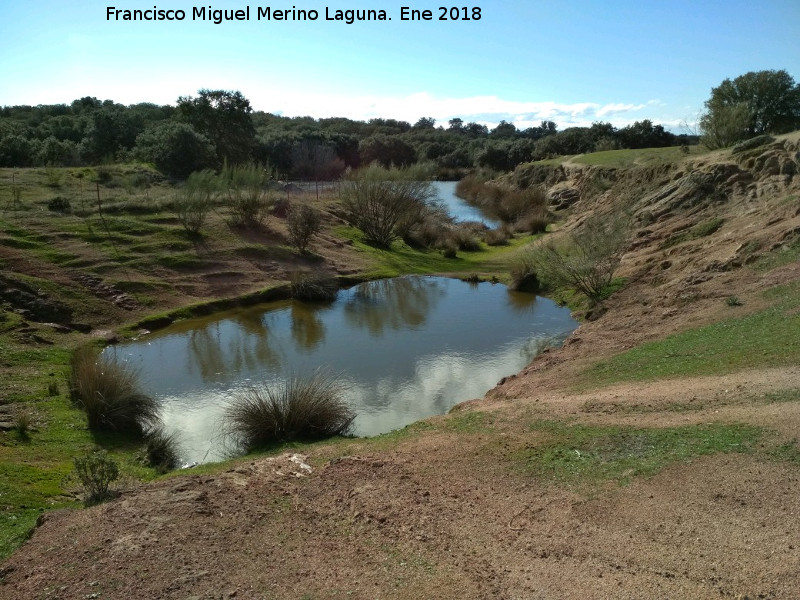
[506,289,540,312]
[107,276,577,463]
[343,276,445,335]
[431,181,500,227]
[290,303,327,352]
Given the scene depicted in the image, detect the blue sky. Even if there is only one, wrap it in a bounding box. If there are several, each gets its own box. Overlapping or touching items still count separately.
[2,0,799,130]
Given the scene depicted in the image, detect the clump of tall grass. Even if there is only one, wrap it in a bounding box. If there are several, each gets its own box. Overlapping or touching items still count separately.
[509,254,541,292]
[67,347,159,434]
[13,407,33,439]
[223,372,355,451]
[290,271,339,302]
[142,426,181,474]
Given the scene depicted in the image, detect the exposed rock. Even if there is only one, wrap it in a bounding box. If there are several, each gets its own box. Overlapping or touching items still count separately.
[547,186,581,210]
[0,275,72,323]
[72,273,138,310]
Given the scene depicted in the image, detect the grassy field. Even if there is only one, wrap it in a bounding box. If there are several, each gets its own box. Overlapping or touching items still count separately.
[572,145,710,168]
[512,420,761,490]
[581,282,800,387]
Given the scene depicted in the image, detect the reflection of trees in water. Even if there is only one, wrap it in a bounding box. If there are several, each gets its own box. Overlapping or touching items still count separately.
[187,311,280,382]
[506,289,538,313]
[343,277,445,336]
[290,303,327,352]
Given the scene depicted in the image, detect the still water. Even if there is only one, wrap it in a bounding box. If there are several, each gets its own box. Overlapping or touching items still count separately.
[106,276,576,463]
[432,181,500,227]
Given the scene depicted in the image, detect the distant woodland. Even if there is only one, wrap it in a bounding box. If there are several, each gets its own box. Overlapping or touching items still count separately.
[0,90,695,178]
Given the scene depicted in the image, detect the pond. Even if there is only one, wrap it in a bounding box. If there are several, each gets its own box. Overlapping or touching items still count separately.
[432,181,500,227]
[105,276,576,464]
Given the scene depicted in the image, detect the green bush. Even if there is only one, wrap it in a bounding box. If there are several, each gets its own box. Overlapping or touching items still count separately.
[286,203,322,253]
[46,196,71,212]
[174,169,219,234]
[224,372,355,451]
[67,347,159,434]
[133,121,217,178]
[523,211,628,304]
[73,449,120,505]
[222,163,274,227]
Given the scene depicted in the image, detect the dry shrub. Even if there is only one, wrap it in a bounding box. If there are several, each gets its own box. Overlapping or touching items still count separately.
[456,176,550,227]
[484,227,511,246]
[290,271,338,302]
[513,208,550,234]
[340,165,435,248]
[523,211,628,304]
[451,228,481,251]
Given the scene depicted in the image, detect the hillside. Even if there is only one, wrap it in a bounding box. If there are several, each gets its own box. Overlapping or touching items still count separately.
[1,133,799,599]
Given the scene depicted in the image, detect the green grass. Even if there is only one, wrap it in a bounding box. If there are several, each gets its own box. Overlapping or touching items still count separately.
[153,252,209,270]
[337,225,537,279]
[573,145,710,168]
[753,233,800,272]
[512,420,761,488]
[581,282,800,386]
[0,392,160,559]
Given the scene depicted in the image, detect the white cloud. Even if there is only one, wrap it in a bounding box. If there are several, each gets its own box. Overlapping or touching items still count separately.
[244,88,666,129]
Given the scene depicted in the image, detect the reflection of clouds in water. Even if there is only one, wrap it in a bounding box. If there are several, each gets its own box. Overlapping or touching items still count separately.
[349,340,545,437]
[159,390,230,464]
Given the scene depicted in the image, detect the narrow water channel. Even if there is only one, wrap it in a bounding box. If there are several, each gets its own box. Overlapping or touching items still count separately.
[431,181,500,227]
[106,276,577,464]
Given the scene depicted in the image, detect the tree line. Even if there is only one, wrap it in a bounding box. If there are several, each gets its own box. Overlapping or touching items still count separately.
[0,89,696,178]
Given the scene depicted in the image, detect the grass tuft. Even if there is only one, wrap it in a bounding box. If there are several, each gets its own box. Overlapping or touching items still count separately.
[289,271,339,302]
[67,346,159,434]
[142,426,181,473]
[224,372,355,452]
